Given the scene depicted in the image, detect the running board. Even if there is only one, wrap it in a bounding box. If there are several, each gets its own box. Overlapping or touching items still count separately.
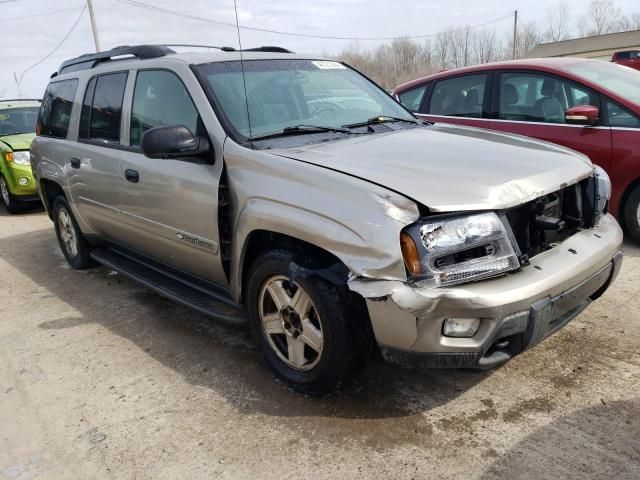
[90,247,246,325]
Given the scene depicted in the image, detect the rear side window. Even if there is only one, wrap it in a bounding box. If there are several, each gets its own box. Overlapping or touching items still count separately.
[130,70,199,147]
[79,72,128,142]
[429,74,487,118]
[38,79,78,138]
[398,85,428,113]
[606,101,640,128]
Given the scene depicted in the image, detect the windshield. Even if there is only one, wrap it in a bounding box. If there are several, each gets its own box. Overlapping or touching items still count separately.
[563,61,640,105]
[0,107,39,136]
[195,59,414,140]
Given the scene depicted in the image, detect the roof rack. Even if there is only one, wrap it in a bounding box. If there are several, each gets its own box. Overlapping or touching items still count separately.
[0,98,42,103]
[58,45,176,74]
[55,43,296,76]
[153,44,294,53]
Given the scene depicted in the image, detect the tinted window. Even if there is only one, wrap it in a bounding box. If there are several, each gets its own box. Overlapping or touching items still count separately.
[607,101,640,128]
[80,72,127,142]
[0,107,39,136]
[79,77,96,139]
[38,79,78,138]
[429,74,486,118]
[398,85,427,113]
[498,72,599,124]
[130,70,199,146]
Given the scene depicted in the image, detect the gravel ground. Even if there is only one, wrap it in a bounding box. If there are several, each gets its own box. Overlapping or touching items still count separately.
[1,206,639,480]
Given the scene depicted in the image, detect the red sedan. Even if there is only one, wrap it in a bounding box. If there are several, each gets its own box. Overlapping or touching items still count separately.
[393,58,640,241]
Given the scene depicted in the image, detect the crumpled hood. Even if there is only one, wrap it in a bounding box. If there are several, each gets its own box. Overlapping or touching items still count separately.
[270,124,593,212]
[0,133,35,151]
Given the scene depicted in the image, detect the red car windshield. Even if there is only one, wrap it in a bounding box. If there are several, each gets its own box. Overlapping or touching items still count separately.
[562,61,640,105]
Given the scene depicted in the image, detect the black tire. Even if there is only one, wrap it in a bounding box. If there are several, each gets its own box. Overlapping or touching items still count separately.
[623,184,640,243]
[52,196,95,269]
[0,174,23,214]
[246,249,373,395]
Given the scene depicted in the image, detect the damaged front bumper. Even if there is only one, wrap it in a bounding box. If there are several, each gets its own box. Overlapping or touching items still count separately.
[348,214,624,370]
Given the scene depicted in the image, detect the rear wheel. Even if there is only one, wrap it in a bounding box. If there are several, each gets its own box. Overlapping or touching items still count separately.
[623,184,640,243]
[53,196,95,269]
[0,175,22,214]
[246,249,372,395]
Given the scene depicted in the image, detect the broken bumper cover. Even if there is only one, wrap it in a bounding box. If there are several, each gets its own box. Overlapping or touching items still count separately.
[348,213,623,370]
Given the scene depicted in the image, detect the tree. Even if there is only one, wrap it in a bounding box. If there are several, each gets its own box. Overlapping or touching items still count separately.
[544,1,571,42]
[578,0,622,36]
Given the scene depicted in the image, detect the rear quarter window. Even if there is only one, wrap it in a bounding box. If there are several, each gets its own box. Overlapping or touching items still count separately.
[38,79,79,138]
[398,85,428,113]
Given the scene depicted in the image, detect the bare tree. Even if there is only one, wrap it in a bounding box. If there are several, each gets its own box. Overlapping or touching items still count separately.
[434,31,450,70]
[578,0,622,36]
[544,1,571,42]
[472,29,499,64]
[615,12,640,32]
[506,20,542,58]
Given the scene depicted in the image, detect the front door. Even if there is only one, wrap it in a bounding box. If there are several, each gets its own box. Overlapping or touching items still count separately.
[487,71,612,170]
[115,69,225,285]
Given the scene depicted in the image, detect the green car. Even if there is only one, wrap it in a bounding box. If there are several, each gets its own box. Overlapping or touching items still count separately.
[0,99,42,213]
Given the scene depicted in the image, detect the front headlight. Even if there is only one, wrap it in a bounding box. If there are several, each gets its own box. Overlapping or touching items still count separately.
[8,151,31,166]
[401,212,520,287]
[594,165,611,225]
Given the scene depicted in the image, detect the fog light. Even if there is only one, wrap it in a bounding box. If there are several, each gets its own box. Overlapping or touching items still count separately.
[18,177,29,186]
[443,318,481,338]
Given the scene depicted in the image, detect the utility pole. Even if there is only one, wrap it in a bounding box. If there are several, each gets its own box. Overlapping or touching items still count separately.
[512,10,518,60]
[87,0,101,52]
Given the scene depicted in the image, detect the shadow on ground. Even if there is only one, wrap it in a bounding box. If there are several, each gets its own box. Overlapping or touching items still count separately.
[2,227,492,427]
[482,399,640,480]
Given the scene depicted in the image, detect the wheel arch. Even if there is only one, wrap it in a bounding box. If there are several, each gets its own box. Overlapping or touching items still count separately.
[237,229,346,306]
[39,178,65,220]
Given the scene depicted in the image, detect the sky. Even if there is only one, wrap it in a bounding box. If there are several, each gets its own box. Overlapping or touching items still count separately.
[0,0,638,97]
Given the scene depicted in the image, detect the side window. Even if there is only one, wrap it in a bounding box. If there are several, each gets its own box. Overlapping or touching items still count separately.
[498,72,599,124]
[606,101,640,128]
[37,79,79,138]
[428,74,486,118]
[79,72,127,142]
[130,70,199,147]
[398,85,427,113]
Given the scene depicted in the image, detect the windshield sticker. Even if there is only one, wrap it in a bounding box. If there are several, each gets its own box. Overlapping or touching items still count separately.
[312,61,346,70]
[0,114,8,121]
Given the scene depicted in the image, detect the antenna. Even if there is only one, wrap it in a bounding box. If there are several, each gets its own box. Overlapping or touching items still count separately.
[233,0,253,140]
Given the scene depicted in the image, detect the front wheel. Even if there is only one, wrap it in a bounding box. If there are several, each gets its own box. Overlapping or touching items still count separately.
[53,196,95,269]
[0,175,22,214]
[623,184,640,243]
[246,249,372,395]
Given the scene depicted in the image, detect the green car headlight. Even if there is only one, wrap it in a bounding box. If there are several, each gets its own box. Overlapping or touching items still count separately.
[8,151,31,166]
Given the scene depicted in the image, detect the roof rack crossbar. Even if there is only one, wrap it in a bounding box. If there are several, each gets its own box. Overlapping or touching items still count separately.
[56,43,296,75]
[58,44,176,74]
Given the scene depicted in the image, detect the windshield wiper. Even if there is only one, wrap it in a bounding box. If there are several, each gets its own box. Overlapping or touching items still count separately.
[250,124,359,141]
[342,116,420,129]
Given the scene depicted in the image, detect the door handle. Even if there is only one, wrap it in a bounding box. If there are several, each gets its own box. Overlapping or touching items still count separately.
[125,169,140,183]
[70,158,81,169]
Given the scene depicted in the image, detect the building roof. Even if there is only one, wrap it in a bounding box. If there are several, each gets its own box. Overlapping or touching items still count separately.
[526,29,640,58]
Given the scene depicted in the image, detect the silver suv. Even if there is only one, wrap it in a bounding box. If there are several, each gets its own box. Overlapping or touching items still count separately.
[31,45,623,394]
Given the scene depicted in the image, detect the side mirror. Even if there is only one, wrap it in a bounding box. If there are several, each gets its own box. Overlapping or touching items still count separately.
[565,105,600,126]
[141,125,211,160]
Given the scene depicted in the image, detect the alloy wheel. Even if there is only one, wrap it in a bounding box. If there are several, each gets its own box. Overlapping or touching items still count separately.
[258,275,324,371]
[0,177,9,206]
[58,207,78,258]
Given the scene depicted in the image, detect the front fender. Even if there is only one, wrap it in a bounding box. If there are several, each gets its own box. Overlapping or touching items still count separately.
[224,139,420,302]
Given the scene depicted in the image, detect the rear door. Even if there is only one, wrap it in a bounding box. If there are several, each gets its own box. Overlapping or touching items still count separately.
[418,73,490,128]
[115,68,226,285]
[487,70,612,170]
[66,72,129,238]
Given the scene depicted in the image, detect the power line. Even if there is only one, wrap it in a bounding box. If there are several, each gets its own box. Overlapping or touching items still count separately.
[0,7,82,23]
[113,0,513,41]
[17,2,88,83]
